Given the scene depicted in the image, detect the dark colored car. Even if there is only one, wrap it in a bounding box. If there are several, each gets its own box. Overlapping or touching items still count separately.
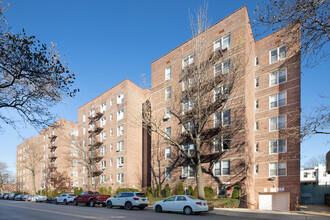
[9,193,20,200]
[14,195,23,201]
[46,198,55,203]
[22,195,31,201]
[3,193,10,199]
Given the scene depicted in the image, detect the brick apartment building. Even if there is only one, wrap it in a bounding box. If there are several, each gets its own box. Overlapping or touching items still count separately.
[16,119,77,193]
[75,79,150,190]
[149,6,300,211]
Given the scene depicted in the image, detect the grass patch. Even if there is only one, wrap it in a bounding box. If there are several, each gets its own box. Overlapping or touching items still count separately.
[148,196,164,205]
[208,198,240,208]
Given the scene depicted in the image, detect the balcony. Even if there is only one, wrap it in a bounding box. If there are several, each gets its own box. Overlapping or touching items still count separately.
[88,126,103,137]
[88,112,103,122]
[49,164,57,171]
[49,154,57,162]
[93,156,103,163]
[49,145,57,152]
[92,170,103,177]
[49,135,57,142]
[88,141,103,150]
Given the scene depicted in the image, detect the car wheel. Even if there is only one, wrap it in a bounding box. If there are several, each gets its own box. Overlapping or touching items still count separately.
[125,202,132,210]
[54,199,58,204]
[155,205,162,213]
[184,206,193,215]
[102,203,106,207]
[64,199,68,205]
[89,199,95,207]
[73,200,78,206]
[107,201,113,209]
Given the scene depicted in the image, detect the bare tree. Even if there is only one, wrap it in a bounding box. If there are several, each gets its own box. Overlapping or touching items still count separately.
[0,2,78,131]
[0,161,11,192]
[19,144,44,195]
[49,170,72,193]
[254,0,330,67]
[304,154,326,167]
[142,4,244,199]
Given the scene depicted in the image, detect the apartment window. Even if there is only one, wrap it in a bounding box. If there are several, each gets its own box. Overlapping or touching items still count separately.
[83,166,86,173]
[269,162,286,176]
[214,33,230,51]
[110,174,113,182]
[71,129,74,136]
[117,125,124,136]
[269,116,286,131]
[304,172,308,178]
[165,86,171,100]
[110,129,113,136]
[183,143,195,156]
[270,69,287,86]
[164,106,171,119]
[255,142,259,152]
[110,159,113,166]
[117,93,124,105]
[270,45,286,64]
[110,114,113,121]
[183,99,193,113]
[214,110,231,127]
[117,157,124,168]
[83,114,86,123]
[89,122,95,132]
[214,161,221,176]
[165,66,171,80]
[182,76,195,91]
[75,129,78,136]
[110,99,113,106]
[116,140,124,152]
[255,121,259,131]
[255,56,259,66]
[214,59,231,76]
[101,174,106,184]
[100,117,107,127]
[182,166,195,178]
[101,160,106,170]
[90,108,95,117]
[254,164,259,174]
[165,127,171,138]
[222,160,230,175]
[222,135,231,151]
[92,177,95,185]
[182,121,194,134]
[214,137,220,152]
[182,54,195,69]
[255,78,259,88]
[165,167,171,180]
[214,85,230,101]
[117,109,124,121]
[101,131,106,141]
[255,99,259,109]
[117,173,124,183]
[83,140,86,148]
[100,102,106,113]
[165,147,171,160]
[101,146,106,156]
[270,92,286,109]
[270,139,286,154]
[110,144,113,151]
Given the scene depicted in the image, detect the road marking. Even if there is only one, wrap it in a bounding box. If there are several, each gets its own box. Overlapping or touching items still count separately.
[0,203,107,219]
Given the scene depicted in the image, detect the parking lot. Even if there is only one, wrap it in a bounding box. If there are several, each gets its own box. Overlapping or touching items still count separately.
[0,199,244,220]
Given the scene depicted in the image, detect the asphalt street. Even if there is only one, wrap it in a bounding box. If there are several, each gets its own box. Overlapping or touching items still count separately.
[0,199,243,220]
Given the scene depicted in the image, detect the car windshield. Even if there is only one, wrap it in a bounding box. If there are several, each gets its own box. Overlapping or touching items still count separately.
[135,193,146,198]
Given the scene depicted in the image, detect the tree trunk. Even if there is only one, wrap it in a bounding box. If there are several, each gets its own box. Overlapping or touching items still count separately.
[32,170,36,195]
[88,171,92,191]
[196,162,205,200]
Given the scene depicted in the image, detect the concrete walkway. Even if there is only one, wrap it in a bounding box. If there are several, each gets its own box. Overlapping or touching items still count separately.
[209,206,330,220]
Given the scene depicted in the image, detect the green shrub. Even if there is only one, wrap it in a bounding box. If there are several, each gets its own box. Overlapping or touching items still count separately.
[164,184,171,197]
[188,185,193,195]
[107,186,112,196]
[115,187,139,195]
[156,184,161,197]
[177,183,184,195]
[73,187,79,195]
[78,187,83,195]
[99,187,107,195]
[232,182,240,199]
[204,186,215,199]
[193,186,198,197]
[147,187,154,197]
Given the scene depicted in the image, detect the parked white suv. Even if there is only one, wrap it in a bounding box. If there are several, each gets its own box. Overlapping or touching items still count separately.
[106,192,149,210]
[54,194,76,205]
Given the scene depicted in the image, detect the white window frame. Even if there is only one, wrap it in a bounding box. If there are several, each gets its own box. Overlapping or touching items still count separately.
[221,135,231,151]
[269,162,287,177]
[182,54,195,69]
[182,165,195,178]
[117,93,124,105]
[164,106,171,119]
[214,137,220,152]
[165,66,171,80]
[255,99,259,109]
[117,140,124,152]
[214,110,231,127]
[117,173,124,183]
[255,56,259,66]
[165,167,171,180]
[269,139,287,154]
[269,116,286,131]
[83,114,86,123]
[254,164,259,174]
[221,160,230,176]
[117,125,124,136]
[117,109,124,121]
[117,157,124,168]
[165,86,171,100]
[100,102,107,113]
[214,161,221,176]
[255,78,259,88]
[165,127,171,138]
[269,92,286,109]
[213,33,230,51]
[165,147,171,160]
[101,160,106,170]
[214,59,231,76]
[270,68,287,86]
[255,142,259,152]
[269,45,287,64]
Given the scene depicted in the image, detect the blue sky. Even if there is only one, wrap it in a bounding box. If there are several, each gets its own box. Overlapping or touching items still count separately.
[0,0,329,174]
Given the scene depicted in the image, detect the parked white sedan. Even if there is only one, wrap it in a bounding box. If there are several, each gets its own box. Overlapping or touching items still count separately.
[153,195,208,215]
[54,194,76,205]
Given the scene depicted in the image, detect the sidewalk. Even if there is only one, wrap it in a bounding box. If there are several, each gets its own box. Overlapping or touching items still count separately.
[209,206,330,220]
